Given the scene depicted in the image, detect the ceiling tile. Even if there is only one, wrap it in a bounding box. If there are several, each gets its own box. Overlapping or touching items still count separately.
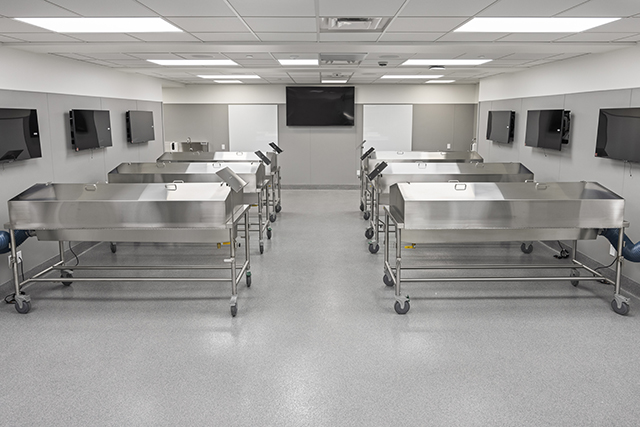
[319,0,406,17]
[478,0,586,17]
[257,32,317,41]
[497,33,569,42]
[233,59,281,66]
[0,0,77,17]
[616,33,640,41]
[0,34,21,42]
[130,32,202,42]
[319,33,380,42]
[224,52,274,60]
[67,33,141,42]
[128,53,188,60]
[51,53,92,60]
[359,59,405,67]
[400,0,496,17]
[0,17,49,32]
[136,0,235,17]
[272,53,318,60]
[501,53,558,60]
[386,17,467,32]
[191,32,257,41]
[105,59,159,67]
[377,32,445,42]
[48,0,156,17]
[9,32,82,42]
[556,32,637,42]
[559,0,640,17]
[228,0,315,17]
[167,17,248,33]
[81,53,138,60]
[435,32,507,42]
[245,17,316,32]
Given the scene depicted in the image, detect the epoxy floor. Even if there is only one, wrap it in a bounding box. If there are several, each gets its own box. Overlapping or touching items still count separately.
[1,189,639,426]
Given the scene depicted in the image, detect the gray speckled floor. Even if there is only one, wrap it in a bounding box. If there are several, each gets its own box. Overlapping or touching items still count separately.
[1,189,639,426]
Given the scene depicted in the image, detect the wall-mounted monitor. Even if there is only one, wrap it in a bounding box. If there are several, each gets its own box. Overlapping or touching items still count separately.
[286,86,355,126]
[596,108,640,163]
[126,110,154,143]
[69,109,112,151]
[486,110,515,144]
[0,108,42,163]
[525,109,571,151]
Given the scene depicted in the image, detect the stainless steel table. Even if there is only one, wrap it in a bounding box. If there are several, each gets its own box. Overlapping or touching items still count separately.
[358,149,483,218]
[108,161,272,254]
[383,181,629,316]
[365,162,534,253]
[6,181,251,316]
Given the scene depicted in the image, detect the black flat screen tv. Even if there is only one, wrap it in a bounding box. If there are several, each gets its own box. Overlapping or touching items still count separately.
[286,86,355,126]
[69,109,112,151]
[525,109,571,151]
[126,110,154,143]
[596,108,640,163]
[0,108,42,163]
[486,110,515,144]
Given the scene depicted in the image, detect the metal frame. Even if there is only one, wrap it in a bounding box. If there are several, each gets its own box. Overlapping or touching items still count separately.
[383,207,630,316]
[7,205,252,317]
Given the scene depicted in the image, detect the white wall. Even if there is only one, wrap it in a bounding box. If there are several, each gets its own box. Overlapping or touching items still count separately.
[0,46,163,102]
[477,45,640,286]
[163,84,478,105]
[479,45,640,102]
[0,47,165,289]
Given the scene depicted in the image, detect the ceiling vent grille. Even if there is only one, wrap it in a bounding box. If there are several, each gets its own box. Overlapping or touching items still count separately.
[319,53,368,65]
[320,17,389,32]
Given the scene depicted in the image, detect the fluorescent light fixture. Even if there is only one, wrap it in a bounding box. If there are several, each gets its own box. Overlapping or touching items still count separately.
[322,80,348,84]
[214,80,243,84]
[381,75,444,79]
[455,17,620,33]
[14,17,182,33]
[148,60,238,66]
[278,59,318,66]
[198,75,260,79]
[426,80,455,84]
[402,59,491,66]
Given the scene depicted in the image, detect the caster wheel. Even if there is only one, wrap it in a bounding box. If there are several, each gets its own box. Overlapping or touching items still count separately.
[246,273,252,287]
[61,270,73,286]
[231,305,238,317]
[267,229,272,240]
[521,243,533,254]
[363,212,371,221]
[270,214,277,223]
[275,204,282,213]
[359,202,365,212]
[369,243,379,254]
[365,227,374,239]
[110,242,117,253]
[570,269,580,287]
[611,299,629,315]
[394,300,410,315]
[383,274,393,287]
[15,300,31,314]
[260,244,264,254]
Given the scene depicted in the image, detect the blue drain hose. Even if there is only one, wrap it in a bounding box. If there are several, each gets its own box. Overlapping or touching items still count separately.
[601,229,640,262]
[0,230,33,254]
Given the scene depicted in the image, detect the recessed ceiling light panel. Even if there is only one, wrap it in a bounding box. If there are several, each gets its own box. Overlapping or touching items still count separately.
[322,80,348,84]
[426,80,455,84]
[402,59,491,66]
[278,59,319,66]
[381,75,444,79]
[148,60,238,66]
[455,17,620,33]
[15,17,182,33]
[214,80,243,84]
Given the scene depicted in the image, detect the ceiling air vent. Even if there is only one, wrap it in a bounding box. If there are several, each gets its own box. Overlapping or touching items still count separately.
[320,17,389,32]
[319,53,368,65]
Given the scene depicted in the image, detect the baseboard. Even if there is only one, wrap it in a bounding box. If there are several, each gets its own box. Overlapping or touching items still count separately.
[0,241,100,296]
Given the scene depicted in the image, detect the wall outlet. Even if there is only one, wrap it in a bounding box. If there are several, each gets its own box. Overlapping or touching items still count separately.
[7,250,22,267]
[609,244,617,257]
[446,143,451,150]
[221,144,226,150]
